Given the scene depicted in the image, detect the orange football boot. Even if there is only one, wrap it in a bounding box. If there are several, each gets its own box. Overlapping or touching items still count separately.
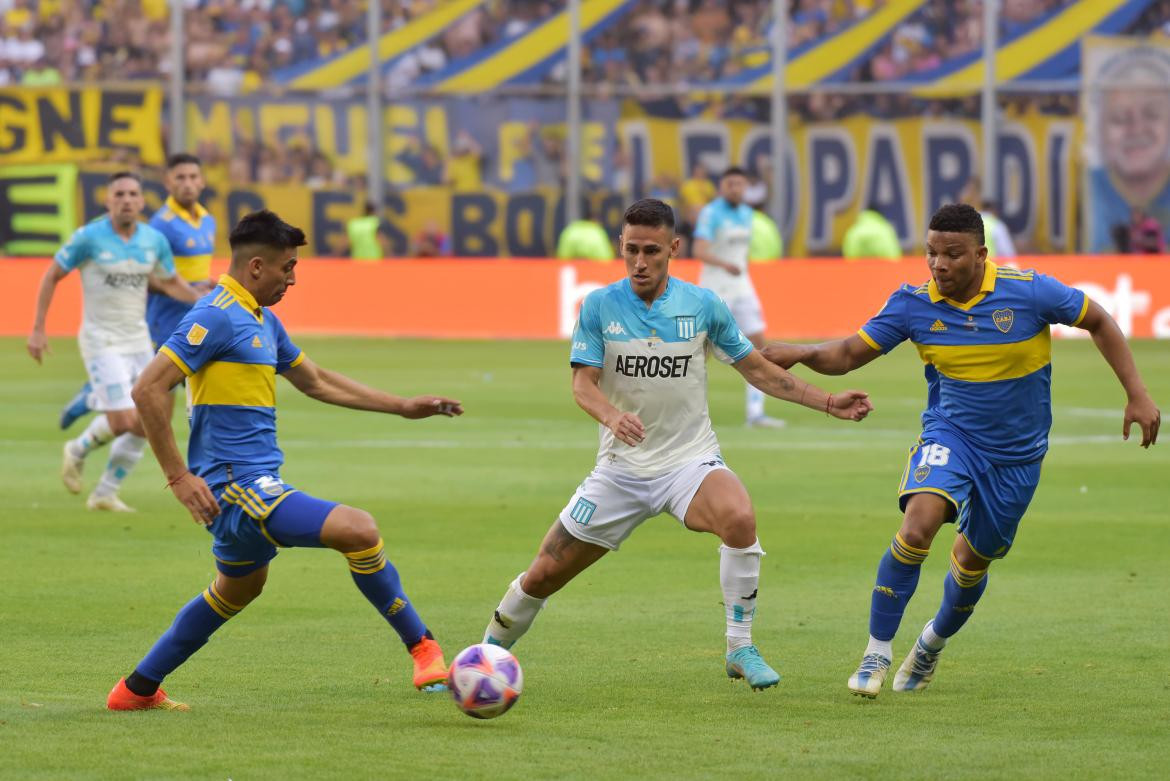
[106,678,189,711]
[409,636,448,690]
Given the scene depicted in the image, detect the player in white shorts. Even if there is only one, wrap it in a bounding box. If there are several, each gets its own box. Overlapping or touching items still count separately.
[694,166,782,428]
[28,172,201,512]
[483,198,874,690]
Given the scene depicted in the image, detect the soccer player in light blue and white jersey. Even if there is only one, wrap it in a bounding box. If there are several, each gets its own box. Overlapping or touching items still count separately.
[59,153,217,430]
[763,204,1161,698]
[694,166,784,428]
[28,172,201,512]
[483,199,874,691]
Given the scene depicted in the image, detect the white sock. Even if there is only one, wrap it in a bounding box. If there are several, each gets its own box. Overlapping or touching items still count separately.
[720,539,765,653]
[920,621,947,652]
[94,433,146,498]
[69,414,113,458]
[483,573,546,649]
[746,385,766,421]
[864,635,893,662]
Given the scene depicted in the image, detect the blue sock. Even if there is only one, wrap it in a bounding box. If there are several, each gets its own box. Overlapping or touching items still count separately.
[345,538,427,647]
[135,583,242,682]
[932,554,989,638]
[869,533,930,642]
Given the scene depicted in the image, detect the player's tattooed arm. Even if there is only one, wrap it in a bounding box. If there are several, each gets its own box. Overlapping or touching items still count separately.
[733,350,874,421]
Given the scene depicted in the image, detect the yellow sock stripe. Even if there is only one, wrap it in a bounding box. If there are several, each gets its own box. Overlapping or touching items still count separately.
[890,533,929,565]
[209,582,245,613]
[202,587,240,619]
[949,554,988,588]
[345,539,387,574]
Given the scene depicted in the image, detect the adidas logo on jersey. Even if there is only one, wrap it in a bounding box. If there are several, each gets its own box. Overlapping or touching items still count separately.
[929,319,947,332]
[604,321,626,336]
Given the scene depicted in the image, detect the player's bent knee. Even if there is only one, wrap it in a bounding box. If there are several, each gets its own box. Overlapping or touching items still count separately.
[718,504,757,547]
[322,506,381,552]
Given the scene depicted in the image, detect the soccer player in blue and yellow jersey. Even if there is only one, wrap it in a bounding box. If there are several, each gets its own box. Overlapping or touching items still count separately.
[106,210,462,711]
[147,152,217,348]
[58,153,216,430]
[763,204,1161,698]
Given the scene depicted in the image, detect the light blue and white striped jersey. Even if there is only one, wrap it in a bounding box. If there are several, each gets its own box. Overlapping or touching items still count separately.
[571,277,753,476]
[55,216,175,356]
[694,196,755,301]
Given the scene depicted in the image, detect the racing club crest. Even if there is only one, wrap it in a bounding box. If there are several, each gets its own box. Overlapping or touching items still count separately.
[992,308,1014,333]
[676,316,696,339]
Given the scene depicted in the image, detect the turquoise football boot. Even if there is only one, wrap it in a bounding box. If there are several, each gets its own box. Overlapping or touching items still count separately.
[725,645,781,691]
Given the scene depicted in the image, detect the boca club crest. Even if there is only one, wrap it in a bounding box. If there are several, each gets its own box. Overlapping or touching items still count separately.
[992,308,1014,333]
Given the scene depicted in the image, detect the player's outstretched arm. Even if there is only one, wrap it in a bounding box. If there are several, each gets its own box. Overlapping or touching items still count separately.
[760,334,880,376]
[733,350,874,421]
[27,262,69,363]
[131,354,220,526]
[571,364,645,446]
[1078,300,1161,447]
[282,356,463,419]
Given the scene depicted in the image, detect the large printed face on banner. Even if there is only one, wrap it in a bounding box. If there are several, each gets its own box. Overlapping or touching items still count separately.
[1085,39,1170,252]
[1101,78,1170,187]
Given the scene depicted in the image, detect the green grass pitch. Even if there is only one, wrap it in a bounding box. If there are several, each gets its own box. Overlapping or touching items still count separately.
[1,336,1167,780]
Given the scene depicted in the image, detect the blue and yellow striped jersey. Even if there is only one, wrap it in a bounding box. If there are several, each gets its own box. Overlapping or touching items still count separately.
[149,196,216,282]
[159,274,305,487]
[859,262,1089,464]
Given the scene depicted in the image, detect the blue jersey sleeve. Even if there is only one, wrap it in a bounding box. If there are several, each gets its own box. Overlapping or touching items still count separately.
[858,289,911,353]
[692,203,719,241]
[706,292,754,364]
[54,226,90,271]
[272,314,305,373]
[159,306,233,376]
[1033,273,1089,327]
[569,290,605,367]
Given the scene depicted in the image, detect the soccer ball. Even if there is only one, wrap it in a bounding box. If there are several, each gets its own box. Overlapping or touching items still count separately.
[448,643,523,719]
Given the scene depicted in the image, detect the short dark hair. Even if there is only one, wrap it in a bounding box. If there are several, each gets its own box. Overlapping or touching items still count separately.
[623,198,675,231]
[229,210,307,252]
[928,203,984,245]
[721,166,748,180]
[108,170,142,185]
[166,152,202,169]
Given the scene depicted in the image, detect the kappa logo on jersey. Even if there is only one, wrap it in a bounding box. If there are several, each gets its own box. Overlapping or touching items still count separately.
[929,319,947,332]
[604,321,626,336]
[569,497,597,526]
[993,308,1015,333]
[186,322,209,346]
[676,316,696,339]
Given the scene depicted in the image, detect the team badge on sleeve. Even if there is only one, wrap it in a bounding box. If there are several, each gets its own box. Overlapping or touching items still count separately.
[992,309,1015,333]
[186,323,209,345]
[676,316,696,339]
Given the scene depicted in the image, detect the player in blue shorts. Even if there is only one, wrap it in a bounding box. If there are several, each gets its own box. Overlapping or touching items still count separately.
[106,210,463,711]
[59,152,216,429]
[763,204,1161,698]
